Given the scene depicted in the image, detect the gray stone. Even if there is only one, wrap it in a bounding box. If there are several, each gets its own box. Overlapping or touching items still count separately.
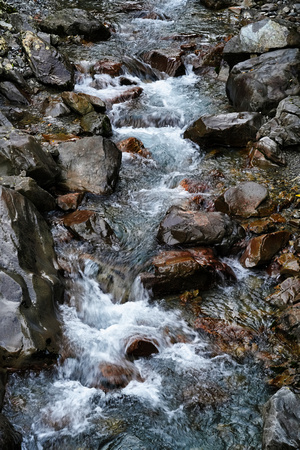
[0,81,29,105]
[255,137,286,166]
[80,111,112,137]
[263,387,300,449]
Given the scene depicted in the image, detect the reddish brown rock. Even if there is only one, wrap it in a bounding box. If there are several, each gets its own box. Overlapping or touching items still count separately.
[243,214,286,234]
[116,137,152,159]
[267,277,300,309]
[140,247,236,297]
[277,253,300,277]
[62,210,114,243]
[240,231,290,268]
[92,362,142,391]
[108,87,143,105]
[142,49,185,77]
[57,193,83,211]
[125,337,159,359]
[92,60,122,77]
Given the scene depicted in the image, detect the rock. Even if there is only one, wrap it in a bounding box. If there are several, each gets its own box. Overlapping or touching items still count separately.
[0,186,63,368]
[125,337,159,359]
[22,31,74,89]
[244,214,286,234]
[140,247,236,296]
[61,91,94,116]
[183,112,264,149]
[62,210,114,243]
[40,8,111,42]
[157,206,244,253]
[78,93,106,113]
[92,60,122,77]
[93,362,142,391]
[226,49,300,115]
[0,127,59,188]
[0,369,6,410]
[0,175,56,212]
[80,111,112,137]
[0,413,22,449]
[267,277,300,309]
[277,253,300,277]
[0,36,8,56]
[183,383,228,409]
[142,49,185,77]
[240,231,290,268]
[275,302,300,342]
[257,96,300,148]
[253,137,286,166]
[215,182,270,218]
[57,136,121,195]
[43,97,71,117]
[223,19,300,68]
[116,137,152,159]
[262,387,300,450]
[57,192,83,211]
[107,86,143,105]
[0,81,29,105]
[201,0,242,10]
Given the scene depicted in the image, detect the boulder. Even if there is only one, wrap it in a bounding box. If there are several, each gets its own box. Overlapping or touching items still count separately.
[57,136,121,195]
[257,96,300,148]
[277,253,300,277]
[92,362,142,391]
[183,112,264,149]
[92,60,122,77]
[240,231,290,268]
[0,413,22,449]
[142,49,185,77]
[80,111,112,137]
[78,93,106,113]
[226,48,300,114]
[0,127,59,188]
[262,387,300,450]
[215,182,270,218]
[267,277,300,309]
[0,186,63,368]
[61,91,94,116]
[157,206,244,253]
[22,31,74,89]
[224,19,300,68]
[57,192,83,211]
[39,8,111,42]
[125,337,159,359]
[116,137,152,159]
[0,81,29,105]
[200,0,242,10]
[62,210,114,243]
[140,247,236,296]
[253,137,286,166]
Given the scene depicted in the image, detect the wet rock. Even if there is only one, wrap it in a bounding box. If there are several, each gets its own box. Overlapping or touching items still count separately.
[240,231,290,268]
[93,362,142,391]
[226,48,300,115]
[39,8,111,42]
[122,56,159,81]
[80,111,112,137]
[244,214,286,235]
[92,60,122,77]
[78,93,106,113]
[257,96,300,148]
[61,91,94,116]
[277,253,300,277]
[125,337,159,359]
[201,0,242,10]
[0,81,29,105]
[142,49,185,77]
[267,277,300,309]
[0,186,63,368]
[107,86,143,105]
[184,112,264,149]
[215,182,270,218]
[57,192,83,211]
[57,136,121,195]
[183,383,228,409]
[253,137,286,166]
[22,31,74,89]
[140,247,236,296]
[0,369,6,410]
[0,127,59,188]
[157,206,244,253]
[43,97,71,117]
[0,175,56,212]
[224,19,300,68]
[116,137,152,159]
[0,413,22,449]
[62,209,114,243]
[275,302,300,342]
[262,387,300,450]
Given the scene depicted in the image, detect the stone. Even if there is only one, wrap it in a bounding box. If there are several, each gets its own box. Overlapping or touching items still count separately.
[57,136,121,195]
[93,362,142,391]
[62,210,114,243]
[267,277,300,309]
[0,81,29,105]
[0,413,22,449]
[116,137,152,159]
[277,253,300,277]
[40,8,111,42]
[184,112,264,149]
[215,182,269,218]
[262,387,300,449]
[92,60,122,77]
[22,31,74,89]
[275,302,300,342]
[78,93,106,113]
[157,206,244,253]
[80,111,112,137]
[226,48,300,115]
[0,127,59,188]
[142,49,185,77]
[125,337,159,359]
[240,231,290,268]
[43,97,71,117]
[201,0,242,10]
[0,187,63,368]
[57,192,83,211]
[253,137,286,166]
[61,91,94,116]
[107,87,143,105]
[140,247,236,296]
[0,369,6,410]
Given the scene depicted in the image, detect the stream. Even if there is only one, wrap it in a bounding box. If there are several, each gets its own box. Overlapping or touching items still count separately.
[3,0,287,448]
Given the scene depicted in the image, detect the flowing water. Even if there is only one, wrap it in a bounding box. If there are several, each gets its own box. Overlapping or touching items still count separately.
[3,0,291,448]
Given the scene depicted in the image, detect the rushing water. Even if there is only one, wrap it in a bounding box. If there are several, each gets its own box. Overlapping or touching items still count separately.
[3,0,283,448]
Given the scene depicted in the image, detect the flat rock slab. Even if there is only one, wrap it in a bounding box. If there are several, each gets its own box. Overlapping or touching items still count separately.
[184,112,264,148]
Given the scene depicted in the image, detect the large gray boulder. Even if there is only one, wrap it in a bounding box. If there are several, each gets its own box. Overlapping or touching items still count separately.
[40,8,111,42]
[183,112,264,149]
[57,136,121,195]
[263,387,300,449]
[224,19,300,68]
[226,49,300,114]
[257,96,300,148]
[0,127,59,188]
[22,31,74,89]
[0,186,63,368]
[157,206,244,254]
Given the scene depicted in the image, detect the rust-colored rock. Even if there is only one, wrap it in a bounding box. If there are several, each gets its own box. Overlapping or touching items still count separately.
[92,60,122,77]
[116,137,151,159]
[244,214,286,234]
[92,362,142,391]
[125,337,159,359]
[277,253,300,277]
[267,276,300,309]
[57,193,83,211]
[107,87,143,105]
[62,210,114,243]
[142,49,185,77]
[240,231,290,268]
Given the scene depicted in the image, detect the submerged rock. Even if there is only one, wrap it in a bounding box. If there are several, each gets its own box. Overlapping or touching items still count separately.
[142,48,185,77]
[240,231,290,268]
[226,48,300,114]
[62,209,115,244]
[262,387,300,450]
[93,362,142,391]
[183,112,264,149]
[125,336,159,359]
[92,60,122,77]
